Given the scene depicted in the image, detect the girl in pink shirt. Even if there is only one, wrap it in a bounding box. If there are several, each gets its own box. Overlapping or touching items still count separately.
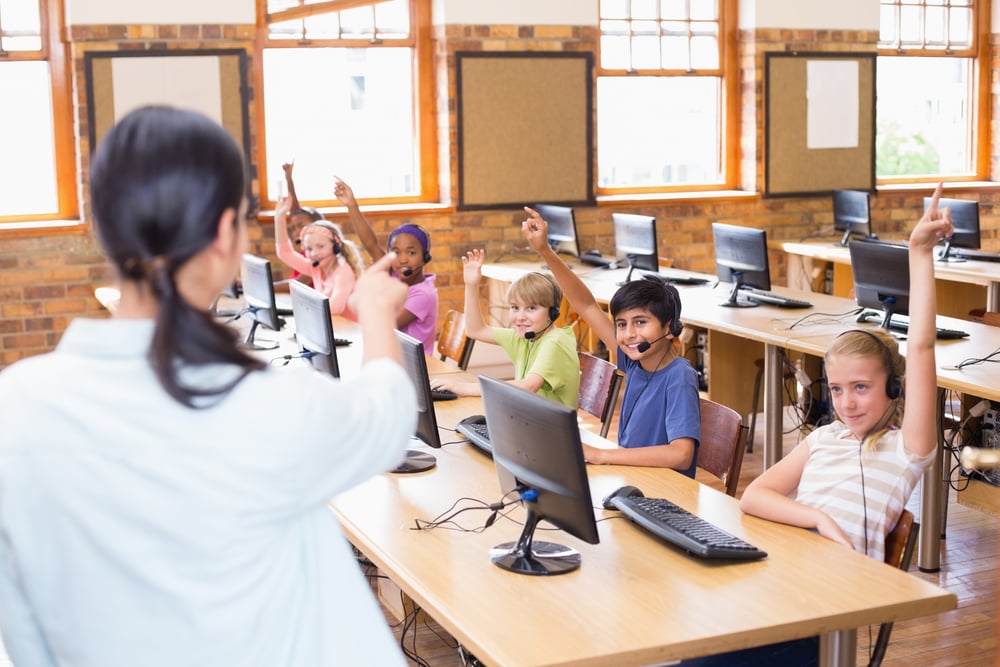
[276,217,363,320]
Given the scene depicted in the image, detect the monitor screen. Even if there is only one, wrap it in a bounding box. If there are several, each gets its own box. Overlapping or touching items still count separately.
[289,281,341,378]
[535,204,580,257]
[712,222,771,307]
[480,375,600,576]
[923,196,980,262]
[848,240,910,329]
[240,254,283,350]
[832,189,873,246]
[391,330,442,474]
[613,212,658,280]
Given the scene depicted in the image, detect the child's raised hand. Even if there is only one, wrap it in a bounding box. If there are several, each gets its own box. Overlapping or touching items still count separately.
[909,182,954,251]
[333,177,357,207]
[281,161,294,179]
[522,207,549,253]
[275,191,293,225]
[351,252,408,319]
[462,249,485,285]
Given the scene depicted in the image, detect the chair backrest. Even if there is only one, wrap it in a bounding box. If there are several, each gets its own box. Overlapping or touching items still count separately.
[696,398,748,497]
[868,509,919,667]
[437,310,474,370]
[577,352,624,439]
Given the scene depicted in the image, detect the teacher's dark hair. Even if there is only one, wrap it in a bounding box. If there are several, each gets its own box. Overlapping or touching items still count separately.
[89,106,265,407]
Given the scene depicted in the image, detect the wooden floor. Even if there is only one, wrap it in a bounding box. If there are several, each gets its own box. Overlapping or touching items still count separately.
[378,414,999,667]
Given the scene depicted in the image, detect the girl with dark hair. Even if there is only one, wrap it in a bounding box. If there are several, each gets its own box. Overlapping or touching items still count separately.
[0,106,413,666]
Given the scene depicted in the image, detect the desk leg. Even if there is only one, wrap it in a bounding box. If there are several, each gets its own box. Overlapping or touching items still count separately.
[918,389,946,572]
[818,630,857,667]
[763,344,783,471]
[987,281,999,313]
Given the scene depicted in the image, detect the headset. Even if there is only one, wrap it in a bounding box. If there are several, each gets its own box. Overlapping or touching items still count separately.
[305,220,343,256]
[837,329,903,400]
[389,223,432,264]
[522,274,562,342]
[641,274,683,337]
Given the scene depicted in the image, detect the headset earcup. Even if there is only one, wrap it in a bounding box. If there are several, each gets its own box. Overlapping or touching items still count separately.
[549,305,560,322]
[887,376,903,400]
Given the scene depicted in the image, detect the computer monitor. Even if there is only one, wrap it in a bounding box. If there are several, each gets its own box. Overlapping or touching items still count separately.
[832,189,874,246]
[923,196,980,263]
[392,330,442,474]
[240,254,283,350]
[479,375,600,576]
[848,240,910,329]
[535,204,580,257]
[712,222,771,308]
[289,281,341,378]
[613,212,658,282]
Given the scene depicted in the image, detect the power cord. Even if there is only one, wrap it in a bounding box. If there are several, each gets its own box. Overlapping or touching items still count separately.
[268,350,315,366]
[411,490,526,532]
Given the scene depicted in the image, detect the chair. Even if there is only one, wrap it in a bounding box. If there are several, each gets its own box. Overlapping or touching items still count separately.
[867,509,920,667]
[577,352,623,439]
[697,398,748,497]
[437,309,475,370]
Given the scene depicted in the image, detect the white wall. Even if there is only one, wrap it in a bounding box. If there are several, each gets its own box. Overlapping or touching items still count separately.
[431,0,597,26]
[743,0,879,30]
[66,0,254,25]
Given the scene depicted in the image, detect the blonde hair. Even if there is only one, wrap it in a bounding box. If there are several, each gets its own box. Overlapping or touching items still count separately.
[825,329,905,452]
[304,220,364,279]
[506,272,561,311]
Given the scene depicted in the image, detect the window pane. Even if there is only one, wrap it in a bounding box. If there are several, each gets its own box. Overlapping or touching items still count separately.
[879,5,898,45]
[374,0,409,37]
[949,8,972,47]
[262,47,417,200]
[661,0,687,19]
[600,34,630,69]
[690,35,719,69]
[601,0,629,19]
[631,0,659,20]
[631,34,661,69]
[303,13,341,40]
[597,76,722,187]
[876,56,973,177]
[690,0,717,21]
[340,6,375,37]
[0,61,58,216]
[0,0,41,36]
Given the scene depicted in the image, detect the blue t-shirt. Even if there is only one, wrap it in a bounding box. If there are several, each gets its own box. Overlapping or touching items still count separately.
[616,352,701,478]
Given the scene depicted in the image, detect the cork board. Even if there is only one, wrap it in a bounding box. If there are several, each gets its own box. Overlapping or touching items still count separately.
[84,49,250,167]
[456,52,593,210]
[765,52,876,197]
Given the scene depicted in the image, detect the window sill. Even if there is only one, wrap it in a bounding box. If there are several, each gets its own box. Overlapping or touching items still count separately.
[877,180,1000,194]
[595,190,759,205]
[0,219,87,239]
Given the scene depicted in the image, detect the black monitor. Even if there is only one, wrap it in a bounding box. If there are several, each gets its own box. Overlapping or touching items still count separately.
[832,189,873,246]
[923,196,980,263]
[848,240,910,329]
[613,212,658,282]
[535,204,580,257]
[240,254,283,350]
[391,330,442,474]
[289,281,341,378]
[712,222,771,308]
[479,376,600,576]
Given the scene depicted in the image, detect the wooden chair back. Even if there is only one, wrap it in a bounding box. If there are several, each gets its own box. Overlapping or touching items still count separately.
[437,309,474,370]
[697,398,748,497]
[868,509,919,667]
[577,352,624,439]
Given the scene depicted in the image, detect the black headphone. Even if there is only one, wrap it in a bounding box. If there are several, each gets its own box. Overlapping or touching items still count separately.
[389,224,432,264]
[306,221,343,256]
[538,273,561,323]
[642,275,683,337]
[837,329,903,400]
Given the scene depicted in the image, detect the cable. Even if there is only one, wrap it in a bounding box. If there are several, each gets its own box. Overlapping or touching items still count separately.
[268,350,314,366]
[411,491,522,532]
[951,347,1000,370]
[785,307,864,330]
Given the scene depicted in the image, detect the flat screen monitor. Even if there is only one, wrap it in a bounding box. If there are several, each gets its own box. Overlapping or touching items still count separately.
[535,204,580,257]
[848,240,910,329]
[923,196,980,262]
[712,222,771,308]
[212,280,242,317]
[240,254,283,350]
[613,212,658,282]
[392,330,442,474]
[479,375,600,576]
[832,189,873,246]
[289,281,340,378]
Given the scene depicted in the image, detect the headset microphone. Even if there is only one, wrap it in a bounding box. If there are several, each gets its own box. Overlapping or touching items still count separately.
[636,333,670,353]
[311,260,320,268]
[524,320,554,341]
[401,268,414,277]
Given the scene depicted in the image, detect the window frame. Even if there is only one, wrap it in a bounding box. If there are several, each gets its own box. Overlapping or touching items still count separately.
[876,0,991,184]
[0,0,78,228]
[253,0,436,209]
[594,0,739,196]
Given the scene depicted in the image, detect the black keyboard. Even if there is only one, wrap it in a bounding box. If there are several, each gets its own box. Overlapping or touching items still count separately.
[739,287,813,309]
[456,414,492,454]
[661,274,711,286]
[431,388,458,401]
[952,249,1000,263]
[580,253,612,268]
[609,495,767,560]
[333,337,352,347]
[856,310,969,340]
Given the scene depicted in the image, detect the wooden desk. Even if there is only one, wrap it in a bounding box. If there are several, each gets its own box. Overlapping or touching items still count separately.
[332,411,956,667]
[777,240,1000,316]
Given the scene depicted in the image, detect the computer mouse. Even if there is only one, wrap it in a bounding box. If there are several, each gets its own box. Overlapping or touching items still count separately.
[601,485,644,510]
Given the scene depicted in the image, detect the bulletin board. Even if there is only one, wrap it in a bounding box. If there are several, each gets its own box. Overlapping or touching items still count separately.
[456,52,593,210]
[84,49,250,167]
[764,52,876,197]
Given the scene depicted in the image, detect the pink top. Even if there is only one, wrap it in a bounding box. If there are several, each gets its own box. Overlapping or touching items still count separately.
[276,238,358,321]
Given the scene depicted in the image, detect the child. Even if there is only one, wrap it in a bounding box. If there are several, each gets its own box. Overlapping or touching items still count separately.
[334,177,438,353]
[522,207,701,475]
[279,161,324,280]
[275,209,364,319]
[0,106,413,666]
[430,249,580,408]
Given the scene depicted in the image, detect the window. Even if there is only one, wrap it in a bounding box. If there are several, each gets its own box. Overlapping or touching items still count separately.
[0,0,75,222]
[596,0,736,193]
[877,0,988,180]
[257,0,433,207]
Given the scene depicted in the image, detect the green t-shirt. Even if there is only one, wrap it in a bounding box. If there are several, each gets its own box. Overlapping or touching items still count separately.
[492,326,580,408]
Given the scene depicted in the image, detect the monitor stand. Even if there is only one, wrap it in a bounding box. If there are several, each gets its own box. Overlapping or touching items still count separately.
[719,282,759,308]
[239,321,280,351]
[490,507,581,575]
[936,240,966,263]
[390,449,437,474]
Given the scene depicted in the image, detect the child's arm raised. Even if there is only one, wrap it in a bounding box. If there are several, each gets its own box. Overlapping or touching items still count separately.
[334,177,384,261]
[461,249,497,344]
[902,182,952,458]
[522,207,617,353]
[282,161,301,213]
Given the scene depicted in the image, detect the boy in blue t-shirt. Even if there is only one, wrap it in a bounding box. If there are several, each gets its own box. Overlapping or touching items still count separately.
[522,207,701,476]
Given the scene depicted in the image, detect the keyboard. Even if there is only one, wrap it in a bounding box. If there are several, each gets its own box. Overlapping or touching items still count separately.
[609,495,767,560]
[952,249,1000,263]
[661,274,711,286]
[856,310,969,340]
[580,253,612,268]
[739,287,813,309]
[333,337,352,347]
[456,414,492,454]
[431,388,458,401]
